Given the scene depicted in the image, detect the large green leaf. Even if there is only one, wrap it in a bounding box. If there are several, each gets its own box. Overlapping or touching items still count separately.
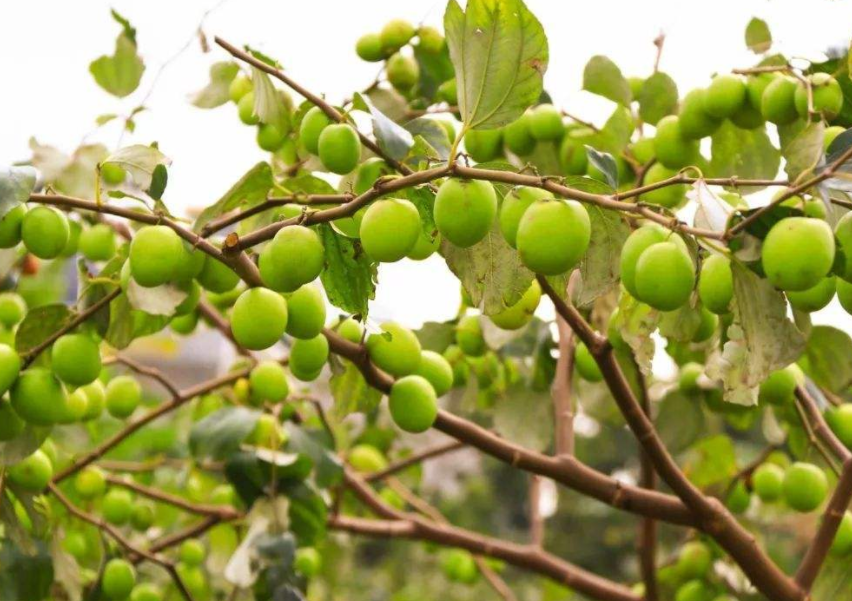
[15,304,72,354]
[493,384,552,451]
[444,0,548,130]
[582,56,631,106]
[800,326,852,393]
[710,121,781,191]
[318,224,377,318]
[189,61,240,109]
[328,357,382,421]
[194,162,274,232]
[638,71,678,125]
[89,12,144,98]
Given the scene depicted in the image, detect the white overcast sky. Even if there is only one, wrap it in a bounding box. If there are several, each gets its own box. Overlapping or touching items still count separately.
[2,0,852,337]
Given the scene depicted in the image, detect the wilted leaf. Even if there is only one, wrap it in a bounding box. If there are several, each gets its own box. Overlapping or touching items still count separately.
[614,293,659,375]
[690,180,735,246]
[318,224,377,317]
[745,17,772,54]
[638,71,678,125]
[583,55,631,106]
[189,61,240,108]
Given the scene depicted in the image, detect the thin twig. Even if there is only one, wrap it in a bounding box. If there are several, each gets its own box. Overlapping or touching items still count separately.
[365,440,465,482]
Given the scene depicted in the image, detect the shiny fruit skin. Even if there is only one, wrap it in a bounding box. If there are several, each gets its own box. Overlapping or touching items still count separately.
[677,541,712,579]
[499,187,552,248]
[640,163,687,208]
[698,254,733,314]
[237,92,259,125]
[787,276,835,312]
[22,206,70,259]
[335,317,364,343]
[102,488,134,525]
[389,374,438,433]
[827,404,852,449]
[0,204,26,248]
[761,217,835,291]
[82,380,106,420]
[300,107,332,155]
[634,242,695,311]
[386,53,419,91]
[463,129,503,163]
[503,114,536,156]
[256,124,285,152]
[489,280,541,330]
[101,162,126,185]
[228,76,252,103]
[795,73,843,121]
[196,256,239,293]
[289,334,329,381]
[359,198,421,262]
[318,124,361,175]
[692,307,718,343]
[74,466,107,499]
[704,74,746,119]
[129,226,183,288]
[249,360,289,403]
[356,33,385,62]
[171,312,199,335]
[560,133,590,175]
[761,77,798,125]
[285,284,326,340]
[831,512,852,555]
[783,462,828,512]
[620,224,668,298]
[414,350,454,396]
[574,342,602,382]
[435,179,498,248]
[11,368,65,425]
[51,333,101,386]
[179,539,207,566]
[407,229,440,260]
[102,558,136,600]
[752,462,784,502]
[380,19,415,53]
[0,343,21,396]
[105,375,142,419]
[349,444,387,473]
[679,89,722,139]
[455,315,485,357]
[259,225,325,292]
[834,211,852,281]
[367,322,421,377]
[79,224,116,262]
[0,398,24,441]
[231,288,288,351]
[294,547,322,577]
[7,449,52,491]
[653,115,699,169]
[528,104,564,141]
[516,199,591,275]
[130,584,162,601]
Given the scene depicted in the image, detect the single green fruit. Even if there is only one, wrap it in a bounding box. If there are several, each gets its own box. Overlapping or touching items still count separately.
[58,388,89,423]
[256,124,285,152]
[417,26,445,53]
[795,73,843,121]
[179,539,207,566]
[349,444,387,473]
[455,315,485,357]
[787,276,835,312]
[81,380,106,420]
[726,480,751,514]
[299,106,332,155]
[102,488,134,525]
[51,334,101,386]
[7,449,52,491]
[0,343,21,396]
[435,179,498,248]
[380,19,415,53]
[827,404,852,449]
[11,368,65,425]
[356,33,385,62]
[640,163,687,208]
[559,132,590,175]
[335,317,364,343]
[437,78,457,105]
[387,53,419,91]
[414,350,454,396]
[833,211,852,281]
[753,462,785,502]
[692,307,718,343]
[746,72,777,108]
[101,162,126,185]
[237,92,259,125]
[231,288,288,350]
[634,242,695,311]
[0,204,26,248]
[677,541,712,579]
[175,565,210,600]
[130,584,162,601]
[105,375,142,419]
[783,462,828,512]
[318,123,361,175]
[489,280,541,330]
[761,77,798,124]
[621,224,669,298]
[174,280,201,316]
[102,558,136,600]
[499,186,553,248]
[367,322,421,376]
[294,547,322,577]
[228,75,252,103]
[516,199,591,275]
[129,226,183,288]
[704,74,746,119]
[74,466,107,499]
[171,312,199,335]
[407,229,440,260]
[679,362,704,393]
[528,104,564,141]
[674,580,715,601]
[628,76,645,99]
[289,334,329,381]
[698,254,733,314]
[259,225,325,292]
[762,217,835,291]
[653,115,699,169]
[503,114,536,156]
[464,129,503,163]
[249,360,289,403]
[360,198,421,262]
[247,413,285,448]
[130,503,154,531]
[679,89,722,139]
[22,206,70,259]
[354,158,394,195]
[79,224,116,262]
[574,342,602,382]
[285,284,326,340]
[389,374,438,433]
[441,549,478,584]
[831,512,852,555]
[0,398,25,441]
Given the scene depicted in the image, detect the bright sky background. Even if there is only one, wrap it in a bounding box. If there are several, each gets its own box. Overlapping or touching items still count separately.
[2,0,852,341]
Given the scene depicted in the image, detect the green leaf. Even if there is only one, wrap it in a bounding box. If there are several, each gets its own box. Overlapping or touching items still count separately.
[0,540,53,601]
[414,321,456,353]
[285,425,343,488]
[189,61,240,108]
[89,32,144,98]
[638,71,678,125]
[684,435,738,489]
[813,555,852,600]
[190,407,262,460]
[595,106,635,154]
[656,391,706,454]
[584,147,618,188]
[194,162,274,232]
[355,93,412,160]
[105,144,171,190]
[147,162,168,200]
[15,304,72,354]
[251,67,289,132]
[406,186,437,235]
[284,481,327,546]
[441,219,533,315]
[782,121,825,180]
[328,358,382,421]
[493,384,552,451]
[658,303,704,342]
[0,425,51,467]
[318,224,377,317]
[705,264,806,405]
[405,117,451,160]
[582,55,631,106]
[104,293,170,349]
[745,17,772,54]
[0,166,36,220]
[444,0,548,130]
[800,326,852,393]
[710,121,781,190]
[126,279,187,317]
[413,44,455,102]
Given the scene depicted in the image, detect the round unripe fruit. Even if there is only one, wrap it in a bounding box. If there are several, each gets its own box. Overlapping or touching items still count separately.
[783,462,828,512]
[356,33,385,62]
[171,312,198,335]
[294,547,322,577]
[634,242,695,311]
[839,279,852,315]
[640,163,687,208]
[0,399,24,441]
[105,375,142,419]
[827,404,852,449]
[57,388,88,424]
[102,558,136,600]
[197,256,239,293]
[318,124,360,175]
[679,89,722,139]
[367,322,421,376]
[704,74,746,119]
[455,315,485,357]
[335,317,364,343]
[441,549,478,583]
[74,466,106,499]
[417,26,444,53]
[380,19,415,53]
[354,157,394,195]
[407,229,440,260]
[256,124,285,152]
[574,342,602,382]
[248,413,284,448]
[7,449,52,490]
[679,362,704,393]
[228,76,252,103]
[100,162,126,185]
[499,187,552,248]
[11,368,65,425]
[825,125,845,151]
[237,92,259,125]
[179,540,206,566]
[795,73,843,120]
[285,284,326,340]
[51,334,101,386]
[438,78,458,105]
[528,104,564,141]
[82,380,106,420]
[130,584,162,601]
[832,512,852,555]
[490,280,541,330]
[435,179,498,248]
[560,133,589,175]
[752,463,784,502]
[762,217,835,291]
[730,94,765,129]
[0,343,21,396]
[21,206,69,259]
[674,580,714,601]
[129,226,183,287]
[389,375,438,433]
[349,444,387,473]
[231,288,288,351]
[289,334,329,381]
[102,489,134,525]
[747,72,777,107]
[78,223,116,262]
[698,254,734,314]
[358,198,421,262]
[414,350,454,396]
[386,53,419,91]
[692,308,718,343]
[677,541,712,579]
[787,276,835,312]
[299,107,332,155]
[833,211,852,281]
[249,360,289,403]
[653,115,699,169]
[259,225,325,293]
[516,199,590,275]
[463,129,503,163]
[0,204,26,248]
[726,480,751,514]
[503,114,536,156]
[761,77,798,124]
[621,225,678,298]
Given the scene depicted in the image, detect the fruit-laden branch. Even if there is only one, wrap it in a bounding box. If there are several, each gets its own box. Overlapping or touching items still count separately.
[794,386,852,591]
[214,36,414,177]
[337,471,641,601]
[322,327,696,526]
[613,172,789,201]
[104,474,242,521]
[48,482,196,601]
[537,275,805,601]
[364,439,466,482]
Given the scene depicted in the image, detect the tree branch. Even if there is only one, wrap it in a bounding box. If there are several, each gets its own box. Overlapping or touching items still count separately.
[364,440,466,482]
[104,474,242,520]
[553,273,578,457]
[104,354,182,399]
[635,368,659,601]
